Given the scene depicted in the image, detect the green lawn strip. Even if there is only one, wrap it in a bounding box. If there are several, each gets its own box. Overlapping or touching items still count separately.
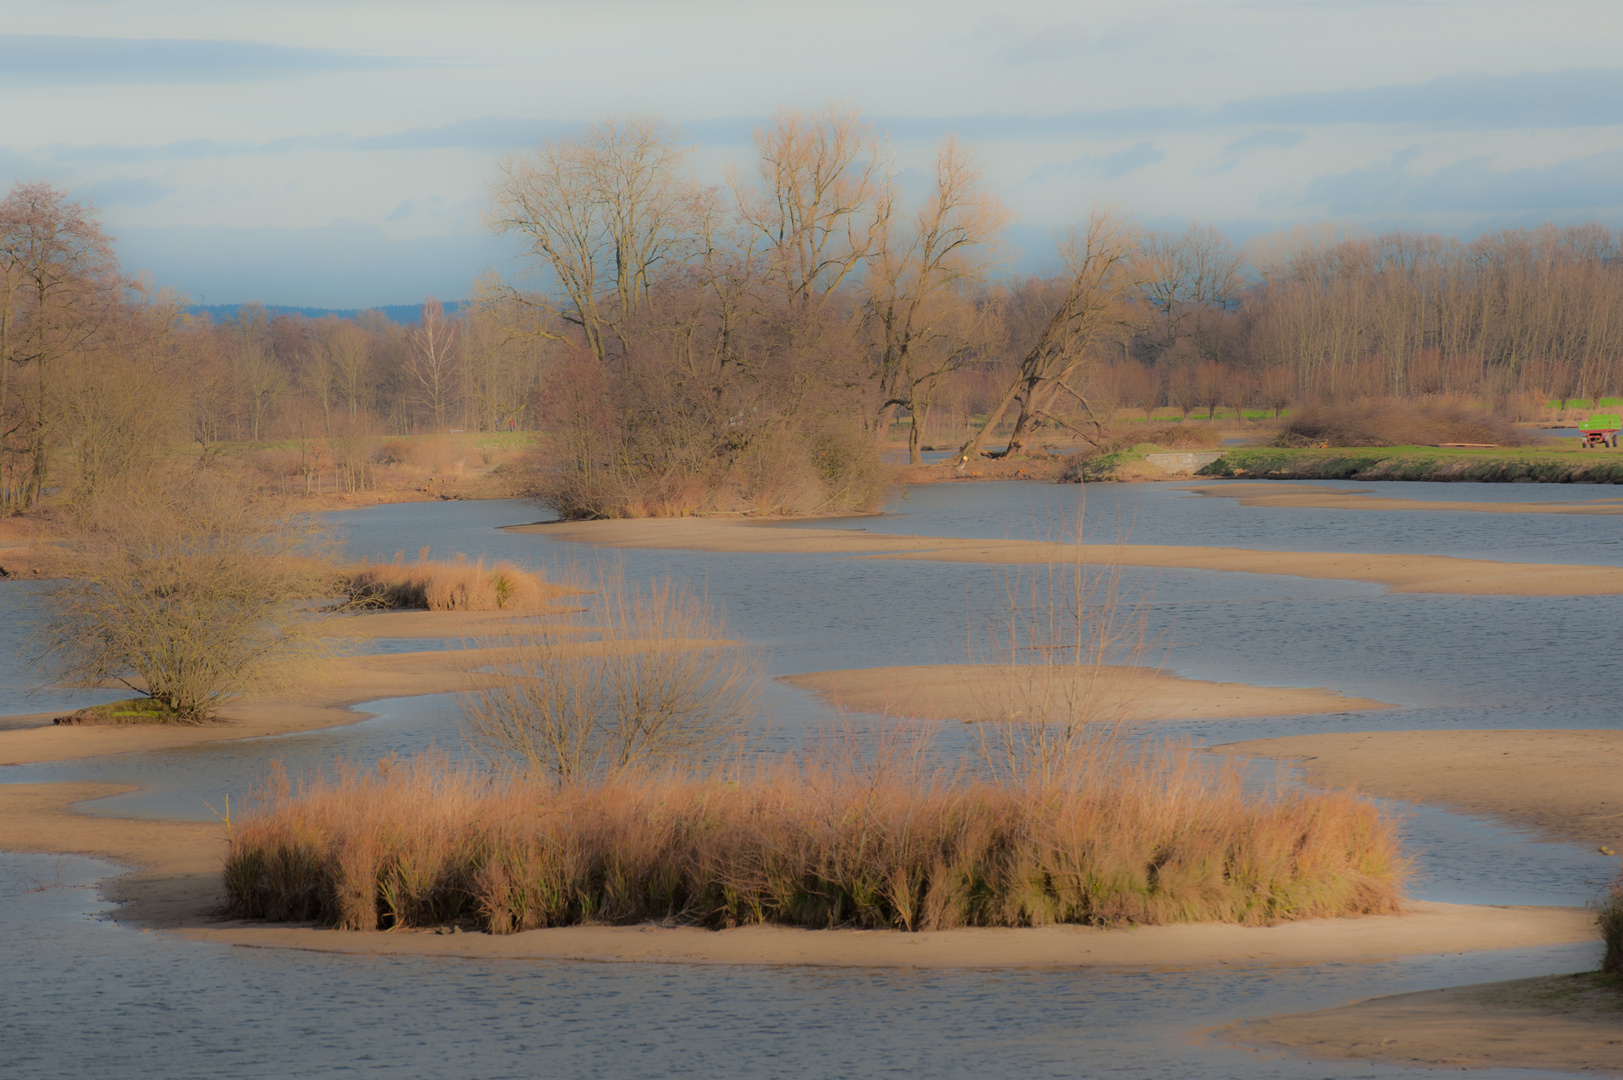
[1202,445,1623,483]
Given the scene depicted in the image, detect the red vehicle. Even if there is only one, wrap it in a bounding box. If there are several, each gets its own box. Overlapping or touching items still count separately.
[1581,414,1621,448]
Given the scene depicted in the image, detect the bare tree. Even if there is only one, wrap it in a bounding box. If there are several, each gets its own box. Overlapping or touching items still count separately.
[405,297,460,429]
[489,116,707,362]
[865,135,1008,462]
[953,209,1141,463]
[37,477,334,720]
[733,103,894,308]
[0,182,122,510]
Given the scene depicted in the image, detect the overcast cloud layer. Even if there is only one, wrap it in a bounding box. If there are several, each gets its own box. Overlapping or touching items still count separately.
[3,0,1620,307]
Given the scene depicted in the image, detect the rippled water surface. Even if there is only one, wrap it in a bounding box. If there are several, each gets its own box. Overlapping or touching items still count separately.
[2,483,1618,1078]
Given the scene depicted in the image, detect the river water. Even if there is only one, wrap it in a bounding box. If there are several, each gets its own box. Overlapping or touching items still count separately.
[1,481,1616,1078]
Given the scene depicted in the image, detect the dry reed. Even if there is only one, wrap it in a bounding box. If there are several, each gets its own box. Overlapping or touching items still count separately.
[1600,876,1623,975]
[223,734,1407,934]
[347,553,550,611]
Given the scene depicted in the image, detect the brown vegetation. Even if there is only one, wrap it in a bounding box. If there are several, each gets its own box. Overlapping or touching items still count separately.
[222,737,1405,933]
[462,563,763,782]
[1601,877,1623,975]
[1273,398,1541,448]
[348,554,551,611]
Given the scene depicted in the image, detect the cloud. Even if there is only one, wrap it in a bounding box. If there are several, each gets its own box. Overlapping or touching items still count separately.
[1094,141,1164,178]
[1302,147,1623,215]
[875,67,1623,139]
[1222,129,1305,155]
[76,177,172,209]
[112,220,527,308]
[0,34,423,86]
[1029,140,1164,183]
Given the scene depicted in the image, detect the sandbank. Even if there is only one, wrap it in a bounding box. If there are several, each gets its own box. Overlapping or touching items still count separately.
[781,664,1390,723]
[1184,480,1623,515]
[513,517,1623,595]
[1224,974,1623,1073]
[1218,729,1623,849]
[0,781,1597,969]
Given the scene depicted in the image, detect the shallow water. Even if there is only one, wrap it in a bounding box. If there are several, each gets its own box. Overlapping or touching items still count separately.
[1,852,1603,1080]
[2,483,1619,1077]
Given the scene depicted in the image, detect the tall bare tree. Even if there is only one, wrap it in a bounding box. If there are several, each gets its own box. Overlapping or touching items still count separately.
[865,135,1008,462]
[0,183,121,510]
[733,104,894,309]
[405,297,459,430]
[489,116,706,362]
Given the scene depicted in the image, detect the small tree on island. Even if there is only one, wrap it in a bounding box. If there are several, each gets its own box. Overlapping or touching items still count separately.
[36,476,336,721]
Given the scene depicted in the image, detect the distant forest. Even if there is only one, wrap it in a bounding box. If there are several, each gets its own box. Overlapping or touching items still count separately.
[5,104,1623,516]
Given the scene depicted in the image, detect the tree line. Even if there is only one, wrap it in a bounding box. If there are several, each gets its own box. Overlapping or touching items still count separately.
[8,106,1623,516]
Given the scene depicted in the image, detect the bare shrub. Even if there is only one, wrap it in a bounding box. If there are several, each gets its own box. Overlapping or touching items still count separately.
[223,737,1407,932]
[35,476,335,720]
[1274,398,1541,448]
[970,543,1156,785]
[461,563,764,782]
[348,555,550,611]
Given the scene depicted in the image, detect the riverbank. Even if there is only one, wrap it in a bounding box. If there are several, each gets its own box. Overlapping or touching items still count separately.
[1182,480,1623,515]
[1203,444,1623,484]
[512,516,1623,595]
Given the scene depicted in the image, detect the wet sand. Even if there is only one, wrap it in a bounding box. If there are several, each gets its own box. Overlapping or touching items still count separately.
[781,664,1391,723]
[513,517,1623,596]
[0,781,1595,969]
[1224,975,1623,1073]
[1183,481,1623,515]
[1218,729,1623,848]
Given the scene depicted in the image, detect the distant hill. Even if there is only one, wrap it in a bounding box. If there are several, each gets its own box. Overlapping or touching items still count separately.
[189,300,464,326]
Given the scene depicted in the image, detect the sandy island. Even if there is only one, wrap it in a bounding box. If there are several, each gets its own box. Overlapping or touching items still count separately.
[781,664,1390,723]
[1223,974,1623,1073]
[511,516,1623,596]
[1183,480,1623,515]
[0,780,1596,969]
[1218,729,1623,849]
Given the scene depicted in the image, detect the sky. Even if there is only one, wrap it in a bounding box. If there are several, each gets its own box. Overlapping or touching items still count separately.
[4,0,1622,308]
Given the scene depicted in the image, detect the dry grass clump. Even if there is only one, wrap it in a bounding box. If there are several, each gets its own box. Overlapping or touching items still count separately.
[1600,876,1623,975]
[222,737,1406,934]
[1273,398,1540,448]
[347,553,550,611]
[1131,423,1224,450]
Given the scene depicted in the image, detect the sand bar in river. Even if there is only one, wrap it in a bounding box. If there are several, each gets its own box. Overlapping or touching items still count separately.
[1218,729,1623,849]
[1223,975,1623,1074]
[513,517,1623,595]
[782,664,1390,722]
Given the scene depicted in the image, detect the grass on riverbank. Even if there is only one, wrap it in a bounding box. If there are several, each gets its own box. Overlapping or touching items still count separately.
[223,739,1407,934]
[1201,445,1623,484]
[52,697,189,725]
[347,555,553,611]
